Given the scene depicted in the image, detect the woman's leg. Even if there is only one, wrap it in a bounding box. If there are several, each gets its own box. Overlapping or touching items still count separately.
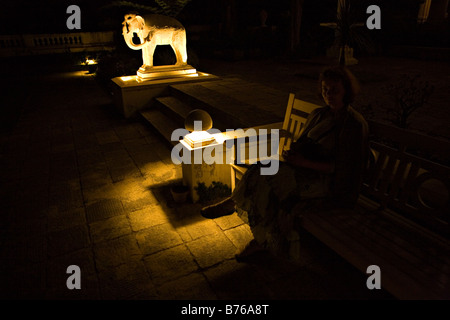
[200,164,262,219]
[200,196,236,219]
[200,163,310,260]
[235,239,267,261]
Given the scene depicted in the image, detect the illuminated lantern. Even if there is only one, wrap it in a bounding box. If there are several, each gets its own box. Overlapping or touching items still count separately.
[183,109,215,148]
[85,58,98,74]
[184,109,213,132]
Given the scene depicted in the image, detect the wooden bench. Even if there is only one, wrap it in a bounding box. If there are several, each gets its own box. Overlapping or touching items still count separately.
[231,93,450,300]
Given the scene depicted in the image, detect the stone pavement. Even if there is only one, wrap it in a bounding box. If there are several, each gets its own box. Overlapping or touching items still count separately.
[0,55,413,301]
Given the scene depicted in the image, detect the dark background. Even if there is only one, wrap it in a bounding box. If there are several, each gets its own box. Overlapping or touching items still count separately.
[1,0,448,53]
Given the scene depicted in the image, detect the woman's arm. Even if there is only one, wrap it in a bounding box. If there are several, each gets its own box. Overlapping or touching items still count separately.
[283,151,335,173]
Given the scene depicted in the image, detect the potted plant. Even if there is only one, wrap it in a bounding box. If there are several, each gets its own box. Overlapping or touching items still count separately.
[170,184,190,203]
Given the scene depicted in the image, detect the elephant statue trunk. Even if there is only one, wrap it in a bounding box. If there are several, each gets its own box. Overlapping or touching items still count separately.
[122,21,148,50]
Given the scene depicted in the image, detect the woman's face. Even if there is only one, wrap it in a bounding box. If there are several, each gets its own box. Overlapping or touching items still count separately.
[321,79,346,111]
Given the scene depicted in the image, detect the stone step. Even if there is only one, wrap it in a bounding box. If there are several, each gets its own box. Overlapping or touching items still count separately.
[139,79,283,148]
[140,108,183,147]
[154,96,193,128]
[169,82,279,131]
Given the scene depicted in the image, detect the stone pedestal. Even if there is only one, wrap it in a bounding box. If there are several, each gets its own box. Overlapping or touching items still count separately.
[111,69,219,118]
[137,64,197,82]
[179,139,232,203]
[182,162,231,203]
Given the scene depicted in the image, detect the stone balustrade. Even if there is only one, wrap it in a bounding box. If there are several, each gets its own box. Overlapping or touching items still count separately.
[0,31,115,57]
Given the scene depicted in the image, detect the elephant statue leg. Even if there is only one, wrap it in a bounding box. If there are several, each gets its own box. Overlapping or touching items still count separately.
[170,43,182,66]
[179,41,188,65]
[172,32,188,66]
[142,41,157,67]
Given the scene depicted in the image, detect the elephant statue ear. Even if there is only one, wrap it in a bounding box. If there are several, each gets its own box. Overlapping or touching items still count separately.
[136,15,145,30]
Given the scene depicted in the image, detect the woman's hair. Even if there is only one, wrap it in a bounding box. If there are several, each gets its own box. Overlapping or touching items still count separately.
[318,65,360,106]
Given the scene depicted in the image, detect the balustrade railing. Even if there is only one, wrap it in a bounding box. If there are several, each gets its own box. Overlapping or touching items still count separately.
[0,31,115,57]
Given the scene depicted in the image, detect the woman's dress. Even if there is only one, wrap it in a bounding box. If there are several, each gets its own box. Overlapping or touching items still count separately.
[231,105,368,260]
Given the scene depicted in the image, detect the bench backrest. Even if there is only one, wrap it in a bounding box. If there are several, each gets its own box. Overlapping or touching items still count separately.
[284,94,450,237]
[281,93,321,154]
[363,121,450,237]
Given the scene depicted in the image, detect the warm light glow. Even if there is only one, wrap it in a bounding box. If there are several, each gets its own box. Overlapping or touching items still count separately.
[85,59,97,65]
[183,131,215,148]
[213,133,226,144]
[120,76,136,82]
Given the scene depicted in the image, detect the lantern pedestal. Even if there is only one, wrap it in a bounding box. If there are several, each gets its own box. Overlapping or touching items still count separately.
[179,138,231,203]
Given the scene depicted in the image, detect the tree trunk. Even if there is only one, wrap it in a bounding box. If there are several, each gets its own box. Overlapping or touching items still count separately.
[289,0,304,54]
[339,46,346,65]
[224,0,237,38]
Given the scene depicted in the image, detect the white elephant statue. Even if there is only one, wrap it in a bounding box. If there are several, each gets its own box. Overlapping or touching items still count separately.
[122,13,188,68]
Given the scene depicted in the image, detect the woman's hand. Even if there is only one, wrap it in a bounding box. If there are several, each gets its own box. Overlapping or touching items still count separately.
[283,150,306,167]
[283,150,334,173]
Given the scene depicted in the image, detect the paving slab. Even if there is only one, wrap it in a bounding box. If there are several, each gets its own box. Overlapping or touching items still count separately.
[155,272,218,300]
[223,224,254,251]
[136,223,184,255]
[0,262,47,299]
[186,231,237,269]
[143,244,199,286]
[45,248,100,299]
[93,234,143,272]
[97,260,156,300]
[128,204,170,232]
[47,225,90,258]
[47,207,87,232]
[203,259,275,300]
[89,214,132,243]
[214,213,247,230]
[85,198,125,223]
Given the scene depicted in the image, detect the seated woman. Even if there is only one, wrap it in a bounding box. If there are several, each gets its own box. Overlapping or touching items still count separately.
[201,65,369,261]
